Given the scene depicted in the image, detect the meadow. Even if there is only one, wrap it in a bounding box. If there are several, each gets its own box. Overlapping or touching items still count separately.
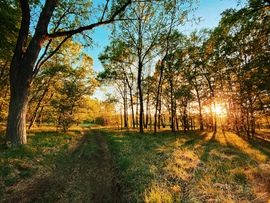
[0,124,270,202]
[105,129,270,202]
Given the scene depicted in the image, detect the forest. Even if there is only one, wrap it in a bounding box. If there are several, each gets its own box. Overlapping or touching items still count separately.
[0,0,270,202]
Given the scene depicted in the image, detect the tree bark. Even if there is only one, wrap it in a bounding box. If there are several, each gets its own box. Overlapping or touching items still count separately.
[6,0,59,146]
[125,75,135,128]
[169,78,175,133]
[6,87,29,146]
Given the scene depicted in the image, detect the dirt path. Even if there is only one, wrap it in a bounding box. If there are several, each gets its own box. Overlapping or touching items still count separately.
[2,130,123,203]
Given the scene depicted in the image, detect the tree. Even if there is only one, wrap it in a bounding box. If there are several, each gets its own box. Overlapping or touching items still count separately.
[5,0,136,147]
[98,39,136,128]
[161,31,187,133]
[112,0,194,133]
[216,3,270,138]
[27,41,96,130]
[0,1,20,121]
[52,66,96,131]
[152,1,186,133]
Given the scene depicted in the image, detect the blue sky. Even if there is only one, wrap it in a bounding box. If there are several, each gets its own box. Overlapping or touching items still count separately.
[87,0,246,73]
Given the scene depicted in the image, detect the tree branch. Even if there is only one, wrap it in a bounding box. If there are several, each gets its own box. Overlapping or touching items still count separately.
[47,0,132,39]
[33,35,72,78]
[100,0,110,21]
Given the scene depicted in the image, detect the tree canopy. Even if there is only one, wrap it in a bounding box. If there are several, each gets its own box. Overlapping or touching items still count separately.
[0,0,269,146]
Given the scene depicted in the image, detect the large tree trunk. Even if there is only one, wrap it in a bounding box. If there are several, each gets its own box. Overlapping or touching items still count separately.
[6,85,29,146]
[5,0,58,147]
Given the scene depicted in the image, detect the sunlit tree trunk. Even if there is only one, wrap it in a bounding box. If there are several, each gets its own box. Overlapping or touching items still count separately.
[127,78,135,128]
[136,91,139,129]
[144,81,150,129]
[123,82,128,128]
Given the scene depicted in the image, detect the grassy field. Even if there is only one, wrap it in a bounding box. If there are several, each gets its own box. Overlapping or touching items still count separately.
[105,129,270,202]
[0,124,85,198]
[0,124,270,202]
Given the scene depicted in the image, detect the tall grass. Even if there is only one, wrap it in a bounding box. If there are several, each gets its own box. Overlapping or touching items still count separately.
[105,129,270,202]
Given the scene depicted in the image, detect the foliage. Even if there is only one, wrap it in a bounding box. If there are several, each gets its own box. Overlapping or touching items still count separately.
[0,0,20,61]
[96,0,270,138]
[0,1,21,121]
[27,40,98,131]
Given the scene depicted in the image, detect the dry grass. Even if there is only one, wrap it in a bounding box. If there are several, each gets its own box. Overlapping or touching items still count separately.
[106,129,270,202]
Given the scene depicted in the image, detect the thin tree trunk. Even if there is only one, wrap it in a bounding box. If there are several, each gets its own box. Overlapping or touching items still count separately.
[154,65,163,134]
[127,79,135,128]
[28,87,49,129]
[123,82,128,128]
[138,61,144,133]
[145,84,150,129]
[194,83,203,130]
[169,78,175,133]
[136,91,139,129]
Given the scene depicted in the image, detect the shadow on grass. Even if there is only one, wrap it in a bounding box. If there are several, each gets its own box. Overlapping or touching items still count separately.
[249,137,270,158]
[200,131,218,162]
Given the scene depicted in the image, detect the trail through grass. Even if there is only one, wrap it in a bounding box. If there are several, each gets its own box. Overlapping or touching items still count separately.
[0,127,123,203]
[1,125,270,202]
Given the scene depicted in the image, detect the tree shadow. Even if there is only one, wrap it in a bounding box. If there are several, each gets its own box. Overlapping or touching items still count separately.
[200,131,218,162]
[249,136,270,158]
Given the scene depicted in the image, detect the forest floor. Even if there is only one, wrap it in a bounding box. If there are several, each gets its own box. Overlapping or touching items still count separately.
[1,129,123,203]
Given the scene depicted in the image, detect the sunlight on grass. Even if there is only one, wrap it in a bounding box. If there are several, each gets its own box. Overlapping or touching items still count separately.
[204,131,215,141]
[225,132,268,163]
[0,125,85,196]
[144,182,177,203]
[106,129,270,202]
[165,149,200,181]
[3,126,269,202]
[202,130,268,163]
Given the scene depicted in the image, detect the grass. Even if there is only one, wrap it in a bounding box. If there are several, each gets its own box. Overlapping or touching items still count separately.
[105,129,270,202]
[0,125,83,196]
[1,123,270,202]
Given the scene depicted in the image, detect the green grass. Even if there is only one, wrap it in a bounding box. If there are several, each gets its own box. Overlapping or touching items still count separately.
[1,125,270,202]
[0,126,82,196]
[104,129,270,203]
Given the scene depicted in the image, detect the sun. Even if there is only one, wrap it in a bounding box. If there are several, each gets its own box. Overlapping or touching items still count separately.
[203,103,227,117]
[213,103,226,117]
